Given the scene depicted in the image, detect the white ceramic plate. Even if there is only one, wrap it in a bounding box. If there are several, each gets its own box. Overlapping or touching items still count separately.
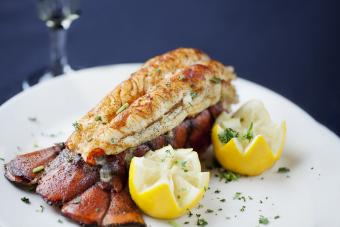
[0,64,339,227]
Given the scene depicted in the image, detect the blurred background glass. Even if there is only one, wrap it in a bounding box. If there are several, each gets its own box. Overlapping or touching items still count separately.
[22,0,80,89]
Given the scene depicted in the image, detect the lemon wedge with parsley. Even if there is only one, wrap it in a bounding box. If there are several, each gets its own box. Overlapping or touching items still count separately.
[129,145,209,219]
[212,100,286,176]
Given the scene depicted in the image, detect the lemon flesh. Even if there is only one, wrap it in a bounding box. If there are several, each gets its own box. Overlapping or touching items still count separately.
[129,145,209,219]
[212,100,286,176]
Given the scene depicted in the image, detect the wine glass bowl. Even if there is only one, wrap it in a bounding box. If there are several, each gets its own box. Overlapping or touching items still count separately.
[37,0,80,29]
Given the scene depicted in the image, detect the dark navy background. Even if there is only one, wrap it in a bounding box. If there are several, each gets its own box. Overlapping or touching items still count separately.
[0,0,339,135]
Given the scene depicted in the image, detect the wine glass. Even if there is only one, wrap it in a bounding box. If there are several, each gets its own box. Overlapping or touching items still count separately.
[22,0,80,90]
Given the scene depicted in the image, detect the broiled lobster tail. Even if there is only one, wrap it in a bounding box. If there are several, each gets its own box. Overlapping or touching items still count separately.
[4,48,238,226]
[4,103,224,226]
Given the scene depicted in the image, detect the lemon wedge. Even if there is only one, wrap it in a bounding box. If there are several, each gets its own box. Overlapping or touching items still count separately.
[212,100,286,176]
[129,145,209,219]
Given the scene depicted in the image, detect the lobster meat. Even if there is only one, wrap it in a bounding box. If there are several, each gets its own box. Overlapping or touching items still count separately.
[4,48,237,226]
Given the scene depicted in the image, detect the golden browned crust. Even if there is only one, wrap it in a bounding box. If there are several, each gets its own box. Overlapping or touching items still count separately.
[67,48,209,152]
[66,48,238,162]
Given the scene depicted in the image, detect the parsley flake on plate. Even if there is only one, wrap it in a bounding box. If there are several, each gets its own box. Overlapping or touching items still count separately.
[217,169,239,183]
[277,167,290,173]
[206,209,214,213]
[259,215,269,225]
[197,218,208,226]
[21,197,30,204]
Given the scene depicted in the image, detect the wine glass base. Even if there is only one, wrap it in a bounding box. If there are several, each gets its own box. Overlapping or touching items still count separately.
[22,65,73,90]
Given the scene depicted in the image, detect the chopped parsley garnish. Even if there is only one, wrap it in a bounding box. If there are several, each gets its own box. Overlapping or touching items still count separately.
[233,192,242,200]
[218,128,239,144]
[220,198,226,202]
[21,197,30,204]
[184,221,190,224]
[210,76,222,84]
[217,169,240,183]
[277,167,290,173]
[181,161,189,172]
[218,122,254,144]
[197,218,208,226]
[274,215,280,219]
[57,219,63,224]
[233,192,247,202]
[0,157,4,161]
[116,103,129,114]
[240,205,246,212]
[168,220,181,227]
[32,165,44,174]
[197,204,204,209]
[214,189,220,194]
[206,209,214,213]
[95,116,102,121]
[178,75,185,80]
[95,208,101,213]
[190,91,198,99]
[259,215,269,225]
[72,122,80,131]
[187,210,193,217]
[110,138,116,144]
[153,68,161,74]
[242,122,254,142]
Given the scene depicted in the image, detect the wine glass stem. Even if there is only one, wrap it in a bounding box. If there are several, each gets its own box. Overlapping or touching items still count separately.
[49,27,70,76]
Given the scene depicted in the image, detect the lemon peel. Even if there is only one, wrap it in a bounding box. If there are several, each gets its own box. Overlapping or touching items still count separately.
[212,100,286,176]
[129,145,209,219]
